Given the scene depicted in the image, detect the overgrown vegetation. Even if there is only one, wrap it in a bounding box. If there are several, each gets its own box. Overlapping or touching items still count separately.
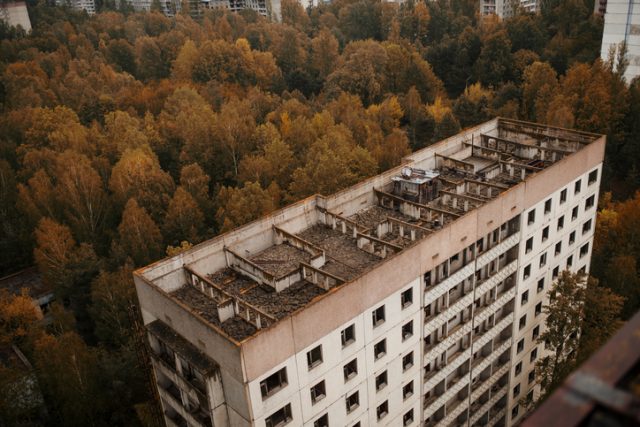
[0,0,638,424]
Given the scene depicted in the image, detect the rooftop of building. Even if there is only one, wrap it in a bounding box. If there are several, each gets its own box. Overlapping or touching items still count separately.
[0,267,53,301]
[135,118,603,344]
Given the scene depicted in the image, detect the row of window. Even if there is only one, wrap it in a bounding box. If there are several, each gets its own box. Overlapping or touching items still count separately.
[261,288,415,400]
[523,242,590,282]
[264,389,416,427]
[526,171,597,226]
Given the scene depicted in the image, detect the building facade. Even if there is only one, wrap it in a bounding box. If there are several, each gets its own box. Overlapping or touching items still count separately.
[600,0,640,83]
[134,118,604,427]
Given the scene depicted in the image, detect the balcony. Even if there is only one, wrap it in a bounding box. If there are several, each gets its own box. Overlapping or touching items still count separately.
[424,366,471,419]
[469,382,507,426]
[424,347,471,391]
[151,352,209,404]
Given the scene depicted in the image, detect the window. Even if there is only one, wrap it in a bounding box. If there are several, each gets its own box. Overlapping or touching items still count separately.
[544,199,552,214]
[307,345,323,370]
[403,409,414,426]
[586,195,595,209]
[314,414,328,427]
[532,325,540,340]
[528,370,536,384]
[375,371,388,391]
[310,381,326,404]
[523,264,531,280]
[512,405,519,419]
[588,169,598,185]
[572,206,579,221]
[402,352,414,371]
[536,278,544,294]
[261,368,288,399]
[517,339,524,354]
[377,401,389,420]
[519,314,527,330]
[557,215,565,231]
[528,209,536,225]
[569,231,576,245]
[575,179,582,195]
[265,404,292,427]
[374,339,386,360]
[515,361,522,375]
[530,347,538,362]
[372,305,385,327]
[552,266,559,280]
[582,219,592,234]
[555,242,562,256]
[525,237,533,253]
[535,302,542,317]
[521,290,529,306]
[402,321,414,341]
[542,226,549,242]
[351,423,361,427]
[401,288,413,308]
[341,324,355,348]
[560,189,567,204]
[580,243,590,258]
[567,255,573,268]
[403,381,414,400]
[343,359,357,381]
[539,252,547,267]
[513,383,521,398]
[346,391,359,413]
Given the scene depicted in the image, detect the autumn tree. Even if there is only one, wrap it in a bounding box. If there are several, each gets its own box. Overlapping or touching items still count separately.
[216,182,277,232]
[90,265,137,348]
[113,198,164,267]
[536,271,623,400]
[109,146,175,222]
[163,187,205,245]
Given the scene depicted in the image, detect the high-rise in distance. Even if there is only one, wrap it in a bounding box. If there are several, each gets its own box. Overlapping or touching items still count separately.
[133,118,604,427]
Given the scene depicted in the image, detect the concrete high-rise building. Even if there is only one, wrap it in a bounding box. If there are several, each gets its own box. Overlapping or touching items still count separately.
[55,0,96,15]
[134,118,604,427]
[600,0,640,83]
[0,1,32,32]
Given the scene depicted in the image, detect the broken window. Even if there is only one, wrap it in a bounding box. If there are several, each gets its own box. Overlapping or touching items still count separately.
[402,352,414,371]
[310,380,326,404]
[343,358,357,381]
[574,179,582,195]
[544,198,552,214]
[346,391,359,413]
[542,226,549,242]
[527,209,535,225]
[580,243,589,258]
[377,401,389,420]
[402,320,413,341]
[403,409,414,426]
[582,219,592,234]
[401,287,413,309]
[313,414,328,427]
[560,189,567,204]
[586,195,595,209]
[260,367,288,399]
[374,339,387,360]
[588,169,598,185]
[403,381,413,400]
[557,215,564,231]
[375,371,387,391]
[265,404,292,427]
[307,345,323,370]
[372,305,385,327]
[341,324,355,348]
[525,237,533,253]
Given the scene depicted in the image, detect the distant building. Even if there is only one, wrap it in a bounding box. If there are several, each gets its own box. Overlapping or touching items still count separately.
[121,0,282,21]
[0,267,55,324]
[600,0,640,83]
[134,118,604,427]
[0,1,32,32]
[55,0,96,15]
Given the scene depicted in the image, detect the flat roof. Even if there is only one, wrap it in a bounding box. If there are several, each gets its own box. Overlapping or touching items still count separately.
[135,118,602,344]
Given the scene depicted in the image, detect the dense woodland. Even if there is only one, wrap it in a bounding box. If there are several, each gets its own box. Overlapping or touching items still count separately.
[1,0,640,424]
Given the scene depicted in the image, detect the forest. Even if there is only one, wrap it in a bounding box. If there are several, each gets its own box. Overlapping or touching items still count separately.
[0,0,639,424]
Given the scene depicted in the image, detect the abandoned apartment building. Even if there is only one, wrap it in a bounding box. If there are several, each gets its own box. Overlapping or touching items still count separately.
[133,118,604,427]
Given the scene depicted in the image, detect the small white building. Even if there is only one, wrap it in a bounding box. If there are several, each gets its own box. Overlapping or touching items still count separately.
[0,1,32,32]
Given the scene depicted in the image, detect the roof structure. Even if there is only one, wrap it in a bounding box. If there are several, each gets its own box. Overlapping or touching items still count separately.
[135,118,602,343]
